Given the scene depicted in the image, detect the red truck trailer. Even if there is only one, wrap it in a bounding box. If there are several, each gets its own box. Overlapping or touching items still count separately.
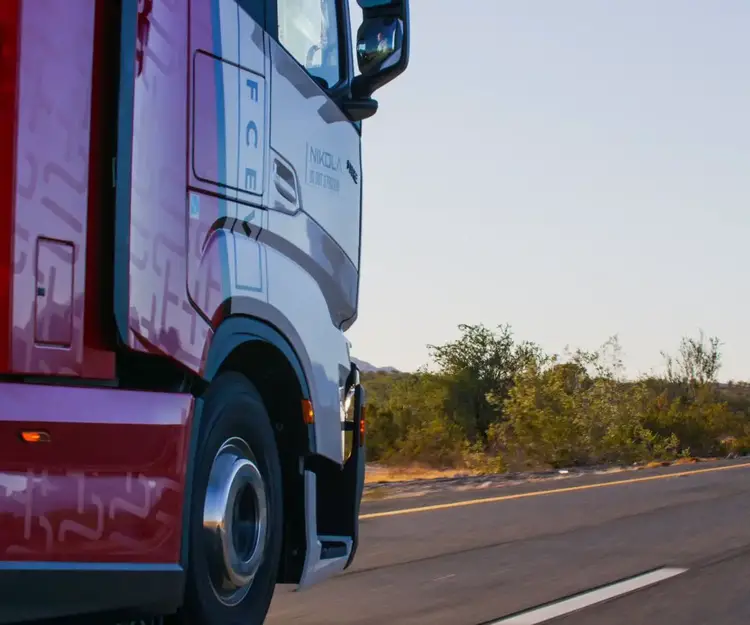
[0,0,410,623]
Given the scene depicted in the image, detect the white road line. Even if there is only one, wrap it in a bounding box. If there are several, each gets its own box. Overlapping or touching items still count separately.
[490,567,688,624]
[433,574,456,582]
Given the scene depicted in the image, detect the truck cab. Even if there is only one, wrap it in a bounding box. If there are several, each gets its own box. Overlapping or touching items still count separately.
[0,0,410,623]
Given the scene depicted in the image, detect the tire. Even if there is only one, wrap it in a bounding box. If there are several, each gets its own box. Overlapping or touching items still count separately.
[176,372,283,625]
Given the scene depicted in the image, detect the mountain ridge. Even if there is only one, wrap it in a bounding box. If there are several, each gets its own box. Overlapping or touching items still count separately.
[351,357,399,374]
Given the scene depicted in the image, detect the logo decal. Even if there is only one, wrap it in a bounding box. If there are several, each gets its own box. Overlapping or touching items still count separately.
[306,144,342,193]
[242,77,260,193]
[346,160,358,184]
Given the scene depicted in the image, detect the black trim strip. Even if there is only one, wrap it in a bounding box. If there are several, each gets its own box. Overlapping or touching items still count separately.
[0,562,183,624]
[113,0,138,345]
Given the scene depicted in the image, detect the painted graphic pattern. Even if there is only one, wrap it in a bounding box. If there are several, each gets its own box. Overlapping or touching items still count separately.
[1,470,183,560]
[0,388,192,562]
[127,0,211,369]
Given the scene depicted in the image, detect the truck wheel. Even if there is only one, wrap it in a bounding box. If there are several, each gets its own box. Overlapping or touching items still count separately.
[178,372,283,625]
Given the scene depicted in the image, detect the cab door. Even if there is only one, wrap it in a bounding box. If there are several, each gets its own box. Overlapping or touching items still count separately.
[265,0,363,276]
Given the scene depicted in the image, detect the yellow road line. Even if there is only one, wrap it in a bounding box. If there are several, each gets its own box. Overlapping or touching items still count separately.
[360,461,750,520]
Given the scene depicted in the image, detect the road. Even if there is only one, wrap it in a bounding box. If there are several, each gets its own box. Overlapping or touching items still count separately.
[266,459,750,625]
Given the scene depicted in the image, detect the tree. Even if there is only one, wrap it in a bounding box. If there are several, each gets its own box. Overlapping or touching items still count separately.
[662,330,722,388]
[427,324,541,439]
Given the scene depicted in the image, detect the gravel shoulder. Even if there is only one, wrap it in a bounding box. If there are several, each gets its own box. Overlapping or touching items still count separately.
[362,456,748,502]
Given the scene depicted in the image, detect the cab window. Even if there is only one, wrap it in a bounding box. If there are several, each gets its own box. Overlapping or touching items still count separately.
[277,0,343,89]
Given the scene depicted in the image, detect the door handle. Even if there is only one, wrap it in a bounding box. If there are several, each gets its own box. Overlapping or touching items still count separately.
[273,159,298,206]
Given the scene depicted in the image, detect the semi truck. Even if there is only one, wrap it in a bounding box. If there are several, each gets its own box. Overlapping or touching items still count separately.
[0,0,410,623]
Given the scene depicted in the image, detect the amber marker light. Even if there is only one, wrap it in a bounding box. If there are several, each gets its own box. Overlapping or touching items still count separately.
[359,406,366,447]
[301,399,315,424]
[19,430,51,443]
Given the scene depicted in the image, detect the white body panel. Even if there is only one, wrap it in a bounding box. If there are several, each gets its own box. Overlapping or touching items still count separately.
[265,34,362,462]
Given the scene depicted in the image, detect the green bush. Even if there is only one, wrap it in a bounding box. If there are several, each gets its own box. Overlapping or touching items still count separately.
[362,327,750,472]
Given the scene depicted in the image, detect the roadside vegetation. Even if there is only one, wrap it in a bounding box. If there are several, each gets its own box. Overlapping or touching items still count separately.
[363,325,750,476]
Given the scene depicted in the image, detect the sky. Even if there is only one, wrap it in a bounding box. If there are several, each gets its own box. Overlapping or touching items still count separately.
[345,0,750,381]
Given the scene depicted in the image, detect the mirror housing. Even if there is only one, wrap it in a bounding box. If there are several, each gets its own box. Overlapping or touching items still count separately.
[350,0,410,103]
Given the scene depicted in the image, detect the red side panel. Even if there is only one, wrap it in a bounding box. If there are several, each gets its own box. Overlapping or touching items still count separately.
[0,0,20,373]
[0,384,193,563]
[11,0,97,375]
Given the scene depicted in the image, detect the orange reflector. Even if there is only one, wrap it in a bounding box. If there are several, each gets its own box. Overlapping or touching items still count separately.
[359,406,366,447]
[20,430,50,443]
[301,399,315,424]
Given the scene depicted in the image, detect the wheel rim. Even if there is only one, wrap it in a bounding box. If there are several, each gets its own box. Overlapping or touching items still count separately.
[203,436,268,606]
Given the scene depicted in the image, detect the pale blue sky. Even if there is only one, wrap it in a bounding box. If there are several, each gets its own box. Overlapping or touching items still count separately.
[346,0,750,381]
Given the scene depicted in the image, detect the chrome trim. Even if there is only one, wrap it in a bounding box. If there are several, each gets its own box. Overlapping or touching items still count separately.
[202,437,268,606]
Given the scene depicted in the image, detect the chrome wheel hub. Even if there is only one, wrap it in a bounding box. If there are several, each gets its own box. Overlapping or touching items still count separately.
[203,437,268,606]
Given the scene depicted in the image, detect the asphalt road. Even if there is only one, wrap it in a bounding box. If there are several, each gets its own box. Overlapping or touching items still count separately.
[266,459,750,625]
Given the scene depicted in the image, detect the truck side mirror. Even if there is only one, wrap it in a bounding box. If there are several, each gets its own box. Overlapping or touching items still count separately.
[344,0,410,121]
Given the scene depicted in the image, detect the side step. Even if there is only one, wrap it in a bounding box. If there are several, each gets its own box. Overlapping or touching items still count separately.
[297,365,366,590]
[320,538,351,560]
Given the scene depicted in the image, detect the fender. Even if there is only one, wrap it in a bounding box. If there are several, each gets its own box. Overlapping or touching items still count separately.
[203,312,311,399]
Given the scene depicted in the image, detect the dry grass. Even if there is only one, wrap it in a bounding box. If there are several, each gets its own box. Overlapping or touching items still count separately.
[644,461,672,469]
[365,464,471,484]
[640,457,704,470]
[673,456,702,465]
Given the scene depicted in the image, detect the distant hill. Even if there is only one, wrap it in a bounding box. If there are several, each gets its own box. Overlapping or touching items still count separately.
[351,357,400,374]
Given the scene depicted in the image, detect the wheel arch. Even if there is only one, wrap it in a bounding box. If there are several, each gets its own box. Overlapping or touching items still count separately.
[203,314,311,399]
[180,313,315,583]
